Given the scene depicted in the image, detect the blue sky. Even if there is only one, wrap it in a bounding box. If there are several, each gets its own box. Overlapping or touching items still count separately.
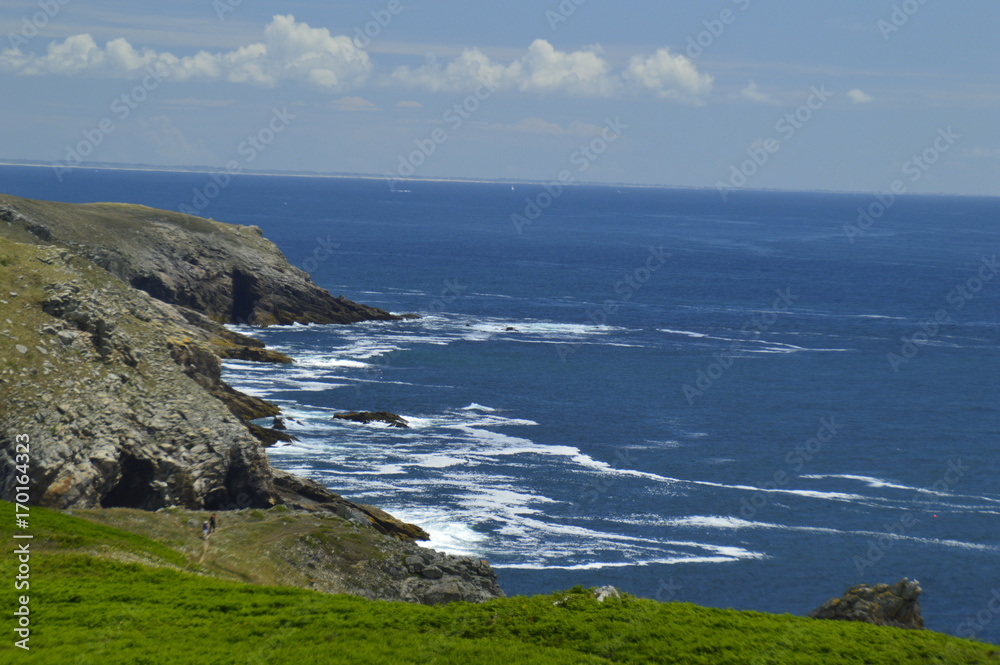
[1,0,998,195]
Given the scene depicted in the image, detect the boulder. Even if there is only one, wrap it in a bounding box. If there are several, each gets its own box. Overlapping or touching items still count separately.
[808,578,925,629]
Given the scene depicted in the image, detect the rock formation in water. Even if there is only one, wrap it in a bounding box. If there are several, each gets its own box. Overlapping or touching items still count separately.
[334,411,410,428]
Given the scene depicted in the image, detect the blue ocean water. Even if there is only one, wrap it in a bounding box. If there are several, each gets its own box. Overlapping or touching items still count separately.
[3,165,999,642]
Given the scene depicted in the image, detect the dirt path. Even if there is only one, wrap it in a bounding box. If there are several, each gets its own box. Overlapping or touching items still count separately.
[198,533,211,564]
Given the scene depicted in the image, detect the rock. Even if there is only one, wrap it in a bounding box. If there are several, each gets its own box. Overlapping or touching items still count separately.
[334,411,409,429]
[15,344,27,354]
[272,417,286,430]
[421,566,444,580]
[594,586,621,602]
[246,423,295,447]
[404,555,426,572]
[358,503,430,540]
[388,544,505,605]
[808,578,925,630]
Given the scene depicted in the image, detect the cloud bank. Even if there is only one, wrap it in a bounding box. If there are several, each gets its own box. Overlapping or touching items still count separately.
[391,40,712,103]
[0,15,371,89]
[1,17,712,103]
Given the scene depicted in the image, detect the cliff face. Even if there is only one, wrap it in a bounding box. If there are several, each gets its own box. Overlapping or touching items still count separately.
[0,198,425,537]
[0,243,277,511]
[0,195,397,326]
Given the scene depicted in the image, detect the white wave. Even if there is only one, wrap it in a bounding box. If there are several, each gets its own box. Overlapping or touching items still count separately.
[595,466,868,504]
[801,474,1000,505]
[856,314,910,321]
[492,556,738,571]
[461,403,498,413]
[372,464,406,475]
[413,454,466,469]
[374,505,489,556]
[660,515,1000,553]
[400,414,438,429]
[463,320,623,340]
[660,328,708,339]
[666,515,758,530]
[658,329,851,355]
[297,357,371,369]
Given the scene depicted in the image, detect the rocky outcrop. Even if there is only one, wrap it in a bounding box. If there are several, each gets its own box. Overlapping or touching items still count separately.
[0,194,397,326]
[334,411,410,428]
[386,547,503,605]
[808,578,925,630]
[271,470,429,541]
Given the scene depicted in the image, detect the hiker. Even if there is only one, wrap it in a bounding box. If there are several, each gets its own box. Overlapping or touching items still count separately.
[202,522,209,539]
[209,514,217,533]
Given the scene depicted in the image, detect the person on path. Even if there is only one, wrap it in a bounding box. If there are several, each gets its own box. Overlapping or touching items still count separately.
[209,514,217,534]
[202,522,209,539]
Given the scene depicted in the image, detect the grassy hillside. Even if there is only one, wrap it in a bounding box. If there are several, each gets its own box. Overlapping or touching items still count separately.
[2,503,998,664]
[19,502,412,598]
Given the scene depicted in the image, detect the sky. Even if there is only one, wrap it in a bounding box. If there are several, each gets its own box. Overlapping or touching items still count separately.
[1,0,998,196]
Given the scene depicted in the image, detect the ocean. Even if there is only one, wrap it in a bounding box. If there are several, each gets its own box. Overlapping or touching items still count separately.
[3,164,998,642]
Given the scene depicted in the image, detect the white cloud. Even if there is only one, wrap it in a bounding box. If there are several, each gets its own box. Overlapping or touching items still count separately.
[0,15,371,89]
[1,22,712,103]
[391,40,711,102]
[330,96,379,112]
[489,117,603,137]
[514,40,616,97]
[739,80,780,105]
[847,88,873,104]
[623,49,713,104]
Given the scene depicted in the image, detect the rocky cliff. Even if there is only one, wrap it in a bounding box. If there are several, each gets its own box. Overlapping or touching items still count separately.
[0,194,397,326]
[0,194,506,604]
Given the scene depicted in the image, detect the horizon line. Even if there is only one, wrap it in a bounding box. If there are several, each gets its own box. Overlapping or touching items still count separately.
[0,159,996,201]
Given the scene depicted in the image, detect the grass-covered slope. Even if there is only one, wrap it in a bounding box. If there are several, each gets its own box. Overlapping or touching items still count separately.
[3,504,998,664]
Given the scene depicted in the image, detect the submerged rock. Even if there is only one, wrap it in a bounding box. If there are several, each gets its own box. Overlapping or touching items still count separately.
[808,578,925,629]
[334,411,410,429]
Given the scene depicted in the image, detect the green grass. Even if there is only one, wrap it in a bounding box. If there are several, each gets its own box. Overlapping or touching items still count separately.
[1,504,998,664]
